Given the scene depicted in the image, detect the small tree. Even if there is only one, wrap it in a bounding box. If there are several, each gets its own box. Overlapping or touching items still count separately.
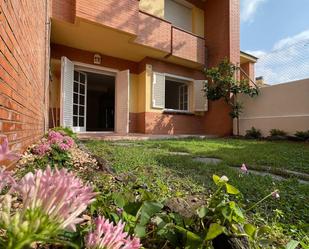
[204,59,259,136]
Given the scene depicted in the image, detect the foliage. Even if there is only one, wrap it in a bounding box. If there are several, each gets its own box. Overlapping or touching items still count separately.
[52,126,78,140]
[29,130,75,167]
[245,127,262,139]
[1,133,309,248]
[86,139,309,246]
[204,59,259,135]
[270,129,287,137]
[294,130,309,141]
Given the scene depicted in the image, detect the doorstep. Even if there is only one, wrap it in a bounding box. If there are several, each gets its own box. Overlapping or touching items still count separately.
[77,132,218,141]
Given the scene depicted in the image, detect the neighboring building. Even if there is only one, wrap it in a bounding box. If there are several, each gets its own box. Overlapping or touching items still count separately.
[0,0,255,152]
[240,51,258,86]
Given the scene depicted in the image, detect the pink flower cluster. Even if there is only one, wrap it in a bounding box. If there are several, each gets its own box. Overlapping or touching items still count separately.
[85,216,142,249]
[32,143,51,156]
[48,131,75,152]
[12,166,96,231]
[33,131,75,156]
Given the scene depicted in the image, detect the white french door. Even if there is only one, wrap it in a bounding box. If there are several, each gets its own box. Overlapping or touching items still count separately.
[61,57,87,132]
[61,57,130,133]
[72,71,87,132]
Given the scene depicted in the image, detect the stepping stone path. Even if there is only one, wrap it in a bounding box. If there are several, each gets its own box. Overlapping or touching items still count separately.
[193,157,223,165]
[192,156,308,184]
[169,151,191,156]
[112,142,142,147]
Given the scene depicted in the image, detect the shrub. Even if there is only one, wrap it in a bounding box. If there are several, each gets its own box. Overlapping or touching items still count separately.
[294,130,309,141]
[245,127,262,139]
[52,127,77,140]
[270,129,287,137]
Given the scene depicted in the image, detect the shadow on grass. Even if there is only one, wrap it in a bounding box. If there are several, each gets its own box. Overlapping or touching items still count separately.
[153,153,309,226]
[146,139,309,174]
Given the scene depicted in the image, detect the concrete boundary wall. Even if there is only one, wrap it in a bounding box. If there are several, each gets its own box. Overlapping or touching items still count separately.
[234,79,309,136]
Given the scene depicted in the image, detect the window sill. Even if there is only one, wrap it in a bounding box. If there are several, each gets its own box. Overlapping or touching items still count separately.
[163,109,194,115]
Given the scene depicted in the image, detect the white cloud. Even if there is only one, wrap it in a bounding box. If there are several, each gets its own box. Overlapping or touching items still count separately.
[241,0,267,23]
[273,30,309,50]
[246,29,309,84]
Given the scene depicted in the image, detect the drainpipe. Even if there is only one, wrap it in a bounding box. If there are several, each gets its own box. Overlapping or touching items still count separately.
[164,26,173,59]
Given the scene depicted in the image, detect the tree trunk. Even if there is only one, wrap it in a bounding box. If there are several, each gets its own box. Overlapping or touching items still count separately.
[237,117,240,136]
[213,234,250,249]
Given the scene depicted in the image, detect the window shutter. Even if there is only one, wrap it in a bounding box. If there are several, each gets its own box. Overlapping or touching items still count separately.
[60,57,74,128]
[194,80,208,111]
[152,72,165,109]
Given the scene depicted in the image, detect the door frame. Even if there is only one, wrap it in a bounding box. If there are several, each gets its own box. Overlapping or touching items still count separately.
[73,62,119,132]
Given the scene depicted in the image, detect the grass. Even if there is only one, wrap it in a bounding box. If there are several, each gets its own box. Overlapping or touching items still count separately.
[84,138,309,241]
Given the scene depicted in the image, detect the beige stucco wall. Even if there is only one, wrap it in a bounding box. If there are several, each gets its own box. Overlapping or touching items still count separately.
[139,0,165,18]
[234,79,309,136]
[139,0,204,37]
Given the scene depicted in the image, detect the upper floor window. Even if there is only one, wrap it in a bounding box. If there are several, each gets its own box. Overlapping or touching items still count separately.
[164,0,193,32]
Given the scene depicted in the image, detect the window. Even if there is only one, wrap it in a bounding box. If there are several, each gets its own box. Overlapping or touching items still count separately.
[152,72,208,112]
[164,0,192,32]
[165,78,189,111]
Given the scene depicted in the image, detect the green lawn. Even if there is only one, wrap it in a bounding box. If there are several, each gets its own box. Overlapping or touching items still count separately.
[85,138,309,241]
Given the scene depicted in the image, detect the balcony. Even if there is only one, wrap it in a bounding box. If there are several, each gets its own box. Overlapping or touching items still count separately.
[172,27,205,65]
[75,0,139,36]
[51,0,205,66]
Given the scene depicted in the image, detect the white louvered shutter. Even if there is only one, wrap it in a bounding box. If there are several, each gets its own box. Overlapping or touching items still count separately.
[194,80,208,111]
[152,72,165,109]
[115,70,130,134]
[60,57,74,128]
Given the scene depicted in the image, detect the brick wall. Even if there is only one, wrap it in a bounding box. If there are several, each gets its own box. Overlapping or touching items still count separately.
[51,0,75,23]
[0,0,49,157]
[76,0,139,35]
[203,0,240,136]
[172,27,205,64]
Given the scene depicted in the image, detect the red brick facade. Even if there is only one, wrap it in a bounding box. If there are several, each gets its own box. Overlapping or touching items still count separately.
[0,0,49,155]
[0,0,241,145]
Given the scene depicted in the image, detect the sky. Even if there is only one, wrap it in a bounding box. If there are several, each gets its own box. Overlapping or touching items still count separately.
[240,0,309,84]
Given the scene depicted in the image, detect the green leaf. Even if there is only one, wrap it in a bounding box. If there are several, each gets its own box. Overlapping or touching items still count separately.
[175,225,203,245]
[221,206,232,222]
[206,223,225,241]
[139,201,163,225]
[123,202,142,216]
[197,206,208,218]
[226,183,240,195]
[257,226,271,236]
[285,240,300,249]
[300,242,309,249]
[213,175,221,185]
[134,224,146,238]
[244,223,256,238]
[113,193,126,208]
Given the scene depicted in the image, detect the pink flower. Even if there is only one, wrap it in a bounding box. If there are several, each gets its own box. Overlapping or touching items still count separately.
[240,163,248,173]
[85,216,142,249]
[33,143,51,156]
[0,137,20,162]
[48,131,64,145]
[12,166,96,231]
[63,136,74,148]
[271,190,280,199]
[0,167,15,192]
[58,142,70,151]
